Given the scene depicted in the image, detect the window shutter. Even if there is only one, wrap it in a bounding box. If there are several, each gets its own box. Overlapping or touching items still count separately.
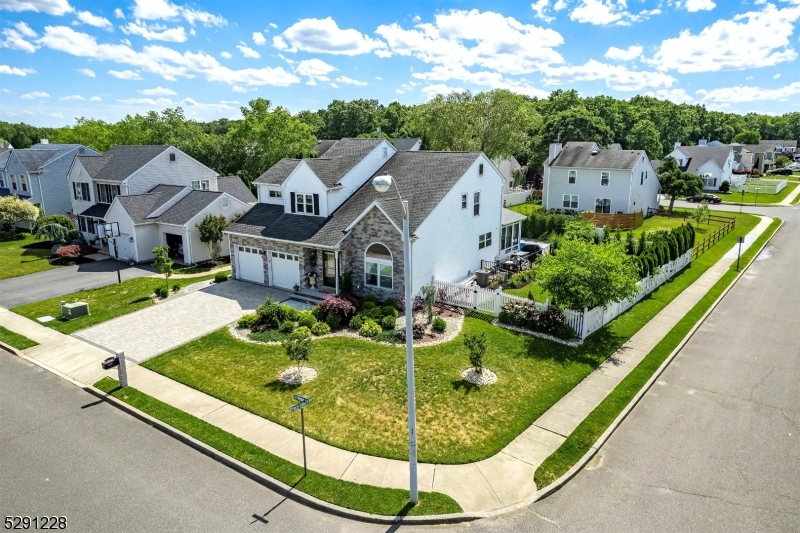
[290,192,296,213]
[313,194,320,215]
[72,182,77,199]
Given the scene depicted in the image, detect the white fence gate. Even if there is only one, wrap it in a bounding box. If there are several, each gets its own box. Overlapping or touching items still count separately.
[434,249,692,341]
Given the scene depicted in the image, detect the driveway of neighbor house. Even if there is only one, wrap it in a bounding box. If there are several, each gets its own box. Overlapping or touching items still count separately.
[0,259,157,308]
[73,280,293,363]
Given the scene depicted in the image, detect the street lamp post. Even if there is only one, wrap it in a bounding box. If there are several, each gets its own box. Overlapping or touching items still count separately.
[372,172,418,504]
[754,187,761,207]
[740,189,745,213]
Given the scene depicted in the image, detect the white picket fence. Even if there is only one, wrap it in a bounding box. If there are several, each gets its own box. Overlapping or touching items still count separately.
[434,249,692,341]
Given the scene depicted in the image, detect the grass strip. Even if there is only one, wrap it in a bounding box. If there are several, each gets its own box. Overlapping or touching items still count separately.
[0,326,38,350]
[534,217,782,489]
[93,377,462,517]
[12,274,219,335]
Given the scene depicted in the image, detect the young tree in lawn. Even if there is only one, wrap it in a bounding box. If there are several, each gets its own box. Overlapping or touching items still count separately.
[693,200,710,226]
[0,196,39,234]
[152,245,174,293]
[656,157,703,214]
[463,332,488,374]
[536,239,640,311]
[195,213,229,263]
[282,329,312,369]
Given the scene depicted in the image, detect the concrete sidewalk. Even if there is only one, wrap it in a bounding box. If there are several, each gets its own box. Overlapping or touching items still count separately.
[0,216,773,514]
[778,182,800,205]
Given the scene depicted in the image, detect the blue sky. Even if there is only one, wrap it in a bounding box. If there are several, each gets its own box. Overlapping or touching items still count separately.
[1,0,799,126]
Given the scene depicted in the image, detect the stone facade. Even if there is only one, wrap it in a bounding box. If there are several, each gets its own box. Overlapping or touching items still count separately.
[229,234,319,289]
[340,207,405,300]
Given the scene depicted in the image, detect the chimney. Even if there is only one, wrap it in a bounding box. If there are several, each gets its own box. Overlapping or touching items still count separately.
[699,139,707,146]
[40,138,49,145]
[548,143,562,164]
[376,126,381,139]
[674,141,681,149]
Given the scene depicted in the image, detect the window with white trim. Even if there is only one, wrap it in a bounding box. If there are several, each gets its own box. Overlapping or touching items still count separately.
[222,196,229,207]
[0,174,4,188]
[562,194,578,209]
[96,183,120,203]
[501,224,520,254]
[568,170,576,184]
[19,175,28,192]
[600,171,610,186]
[461,193,467,209]
[10,175,17,190]
[295,193,314,213]
[73,182,90,201]
[473,191,480,216]
[595,198,611,214]
[478,232,492,250]
[191,180,210,190]
[268,189,282,198]
[365,243,392,289]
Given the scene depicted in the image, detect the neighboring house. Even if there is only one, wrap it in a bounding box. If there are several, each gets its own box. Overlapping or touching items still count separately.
[542,141,659,215]
[393,138,422,151]
[495,156,522,193]
[665,143,736,190]
[67,145,218,246]
[0,141,99,221]
[311,139,337,157]
[732,143,776,172]
[762,140,797,159]
[102,180,254,264]
[225,150,504,299]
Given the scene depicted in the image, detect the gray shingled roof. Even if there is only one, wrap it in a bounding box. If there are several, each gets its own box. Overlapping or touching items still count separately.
[502,208,526,225]
[564,141,598,150]
[550,144,644,170]
[155,190,220,225]
[650,159,661,171]
[393,138,421,151]
[763,140,797,148]
[674,145,731,174]
[227,203,330,242]
[77,145,170,182]
[608,143,622,150]
[115,185,185,224]
[312,140,337,156]
[217,176,256,204]
[253,159,301,185]
[0,150,11,169]
[739,143,777,153]
[15,150,59,171]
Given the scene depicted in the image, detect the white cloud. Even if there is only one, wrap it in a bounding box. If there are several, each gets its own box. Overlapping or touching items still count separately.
[236,41,259,58]
[421,83,465,99]
[139,85,176,95]
[569,0,658,26]
[643,88,694,104]
[252,31,266,45]
[37,25,300,87]
[21,91,49,98]
[531,0,554,23]
[335,75,368,86]
[231,85,246,93]
[121,21,187,42]
[50,112,64,118]
[59,94,84,100]
[276,17,386,56]
[0,64,36,75]
[1,21,40,52]
[604,44,642,61]
[411,64,549,97]
[542,59,677,90]
[269,22,277,29]
[774,73,781,79]
[130,0,225,27]
[684,0,715,12]
[75,10,112,30]
[295,58,336,83]
[0,0,73,16]
[179,97,236,112]
[108,69,143,79]
[114,7,124,19]
[89,95,101,101]
[649,4,800,73]
[376,9,564,76]
[698,81,800,108]
[220,51,231,59]
[76,67,95,76]
[375,76,382,80]
[117,96,174,105]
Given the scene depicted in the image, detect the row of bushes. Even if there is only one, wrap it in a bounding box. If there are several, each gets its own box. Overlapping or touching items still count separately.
[630,224,696,278]
[498,300,576,340]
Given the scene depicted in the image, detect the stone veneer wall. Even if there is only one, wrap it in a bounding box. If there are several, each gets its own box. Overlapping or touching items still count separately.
[340,208,404,300]
[229,234,315,288]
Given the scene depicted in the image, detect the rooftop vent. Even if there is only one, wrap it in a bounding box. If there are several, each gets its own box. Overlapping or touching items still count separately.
[591,149,599,155]
[40,138,49,145]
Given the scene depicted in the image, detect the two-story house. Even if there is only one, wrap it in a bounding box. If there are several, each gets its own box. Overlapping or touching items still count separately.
[0,141,99,222]
[732,143,776,173]
[665,142,737,190]
[542,142,660,215]
[225,143,505,300]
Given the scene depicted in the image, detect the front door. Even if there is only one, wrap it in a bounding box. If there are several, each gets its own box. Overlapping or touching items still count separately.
[323,251,336,287]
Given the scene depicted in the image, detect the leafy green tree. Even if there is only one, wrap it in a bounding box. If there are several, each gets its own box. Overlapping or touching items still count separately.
[294,109,325,138]
[322,99,382,139]
[733,130,761,145]
[282,329,312,369]
[536,240,640,310]
[152,244,174,293]
[34,223,71,244]
[463,332,488,374]
[562,218,597,242]
[625,119,662,159]
[195,213,229,262]
[656,157,703,214]
[535,106,613,165]
[774,155,792,168]
[693,200,710,226]
[0,196,39,234]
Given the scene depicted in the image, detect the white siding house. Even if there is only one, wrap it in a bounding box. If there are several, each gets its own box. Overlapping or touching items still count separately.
[666,143,736,191]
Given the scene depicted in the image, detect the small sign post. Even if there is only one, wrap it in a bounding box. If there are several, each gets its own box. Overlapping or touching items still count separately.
[289,394,312,475]
[736,236,745,271]
[103,222,122,284]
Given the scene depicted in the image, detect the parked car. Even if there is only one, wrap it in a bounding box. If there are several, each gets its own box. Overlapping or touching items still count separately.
[767,168,793,176]
[687,194,722,204]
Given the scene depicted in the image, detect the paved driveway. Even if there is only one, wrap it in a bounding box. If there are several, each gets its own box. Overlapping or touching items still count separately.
[73,280,293,363]
[0,259,156,308]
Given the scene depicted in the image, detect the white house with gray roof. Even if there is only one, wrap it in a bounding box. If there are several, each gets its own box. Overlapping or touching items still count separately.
[226,148,505,299]
[542,142,659,215]
[665,143,736,190]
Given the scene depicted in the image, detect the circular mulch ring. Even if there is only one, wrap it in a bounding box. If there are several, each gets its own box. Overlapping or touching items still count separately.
[461,367,498,386]
[280,366,318,385]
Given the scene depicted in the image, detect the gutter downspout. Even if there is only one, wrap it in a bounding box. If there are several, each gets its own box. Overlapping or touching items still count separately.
[36,172,47,215]
[334,249,339,295]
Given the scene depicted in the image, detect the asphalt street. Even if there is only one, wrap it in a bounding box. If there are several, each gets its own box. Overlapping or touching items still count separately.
[0,259,156,308]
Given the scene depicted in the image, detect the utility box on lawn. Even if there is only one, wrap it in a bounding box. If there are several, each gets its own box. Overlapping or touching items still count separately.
[61,301,89,320]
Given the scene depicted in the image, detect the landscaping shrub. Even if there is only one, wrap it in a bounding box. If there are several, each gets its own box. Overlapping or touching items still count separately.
[349,314,365,330]
[35,214,75,233]
[362,294,379,305]
[361,301,378,311]
[399,295,424,314]
[463,332,488,374]
[318,294,357,320]
[359,319,382,338]
[421,283,437,323]
[499,300,576,340]
[298,311,317,328]
[719,180,730,193]
[311,322,331,336]
[383,297,399,310]
[364,307,384,321]
[214,272,229,283]
[155,287,169,299]
[292,326,311,340]
[55,244,81,259]
[382,305,399,319]
[324,313,341,329]
[506,268,536,289]
[310,305,326,322]
[380,315,397,330]
[283,306,300,322]
[538,306,576,340]
[395,322,425,341]
[256,298,290,329]
[172,283,180,293]
[339,271,353,294]
[432,316,447,332]
[373,330,403,344]
[248,329,287,343]
[279,320,295,334]
[237,314,259,330]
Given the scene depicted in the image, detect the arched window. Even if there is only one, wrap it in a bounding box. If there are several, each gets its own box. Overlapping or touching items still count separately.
[365,243,393,289]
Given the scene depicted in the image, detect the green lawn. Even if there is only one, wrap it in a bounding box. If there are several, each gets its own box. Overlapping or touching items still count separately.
[503,281,550,301]
[141,213,759,465]
[534,217,782,489]
[0,234,60,280]
[723,182,798,205]
[94,378,461,516]
[630,208,735,238]
[11,274,219,335]
[0,326,38,350]
[507,203,542,216]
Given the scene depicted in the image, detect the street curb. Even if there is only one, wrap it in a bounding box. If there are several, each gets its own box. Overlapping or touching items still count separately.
[0,340,23,357]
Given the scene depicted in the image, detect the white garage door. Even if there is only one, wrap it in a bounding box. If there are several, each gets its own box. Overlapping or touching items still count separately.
[270,251,300,289]
[237,246,265,284]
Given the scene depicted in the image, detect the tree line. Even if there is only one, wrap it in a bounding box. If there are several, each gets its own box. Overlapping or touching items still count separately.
[2,89,798,187]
